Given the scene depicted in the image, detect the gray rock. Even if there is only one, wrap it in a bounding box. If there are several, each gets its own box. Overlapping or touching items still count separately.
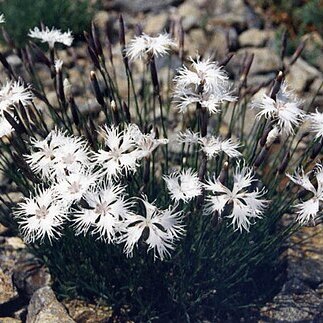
[104,0,183,12]
[181,15,200,32]
[205,25,238,55]
[144,12,168,34]
[260,279,322,322]
[228,48,280,77]
[177,1,202,31]
[77,99,102,115]
[63,299,113,322]
[208,13,247,31]
[287,224,323,287]
[26,286,75,323]
[0,223,9,235]
[286,57,322,93]
[187,29,209,55]
[207,0,260,31]
[302,31,323,71]
[239,28,273,48]
[0,318,22,323]
[13,253,52,300]
[0,268,18,305]
[93,11,109,30]
[310,77,323,95]
[207,29,229,58]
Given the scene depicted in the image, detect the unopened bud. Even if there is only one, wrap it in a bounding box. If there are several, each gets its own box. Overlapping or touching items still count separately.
[280,29,288,62]
[64,78,72,99]
[4,110,26,135]
[69,97,80,127]
[88,46,100,70]
[105,37,114,65]
[29,42,51,68]
[56,68,65,105]
[54,59,63,73]
[0,52,14,77]
[110,100,120,124]
[265,127,280,148]
[150,58,159,91]
[219,53,234,67]
[260,125,272,147]
[90,71,105,106]
[219,161,229,185]
[254,147,268,168]
[91,22,103,57]
[277,151,290,174]
[311,139,323,160]
[290,40,306,66]
[122,101,131,122]
[269,71,284,99]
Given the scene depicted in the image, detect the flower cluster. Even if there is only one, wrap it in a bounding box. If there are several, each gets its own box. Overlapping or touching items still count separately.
[16,126,186,260]
[177,131,242,159]
[173,57,236,114]
[14,122,271,259]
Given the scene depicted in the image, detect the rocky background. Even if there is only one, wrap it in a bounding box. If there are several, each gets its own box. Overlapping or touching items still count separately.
[0,0,322,322]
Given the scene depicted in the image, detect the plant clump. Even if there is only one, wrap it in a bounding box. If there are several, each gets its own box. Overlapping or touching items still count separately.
[0,13,321,322]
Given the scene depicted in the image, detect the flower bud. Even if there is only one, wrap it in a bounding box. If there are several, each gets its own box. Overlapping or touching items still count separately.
[90,71,105,106]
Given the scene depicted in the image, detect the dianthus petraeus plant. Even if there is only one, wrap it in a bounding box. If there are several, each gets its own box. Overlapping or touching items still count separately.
[0,13,322,321]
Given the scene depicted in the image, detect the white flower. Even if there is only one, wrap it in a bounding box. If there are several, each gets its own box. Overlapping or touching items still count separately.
[163,169,202,202]
[130,124,168,158]
[287,165,323,224]
[173,57,236,114]
[307,109,323,140]
[93,124,140,179]
[0,80,33,113]
[0,116,14,138]
[73,182,134,242]
[14,186,67,243]
[177,129,200,145]
[25,130,68,178]
[252,82,304,135]
[119,197,185,260]
[51,137,90,178]
[125,33,176,61]
[199,136,241,159]
[0,14,5,24]
[28,26,73,48]
[55,171,97,205]
[25,129,89,179]
[204,164,268,232]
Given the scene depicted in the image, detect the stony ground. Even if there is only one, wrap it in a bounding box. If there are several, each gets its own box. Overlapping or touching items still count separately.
[0,0,322,322]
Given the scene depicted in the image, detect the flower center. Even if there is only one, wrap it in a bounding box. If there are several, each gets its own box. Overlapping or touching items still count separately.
[68,181,81,194]
[62,153,76,165]
[110,149,122,160]
[35,205,49,219]
[43,146,55,160]
[95,201,111,215]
